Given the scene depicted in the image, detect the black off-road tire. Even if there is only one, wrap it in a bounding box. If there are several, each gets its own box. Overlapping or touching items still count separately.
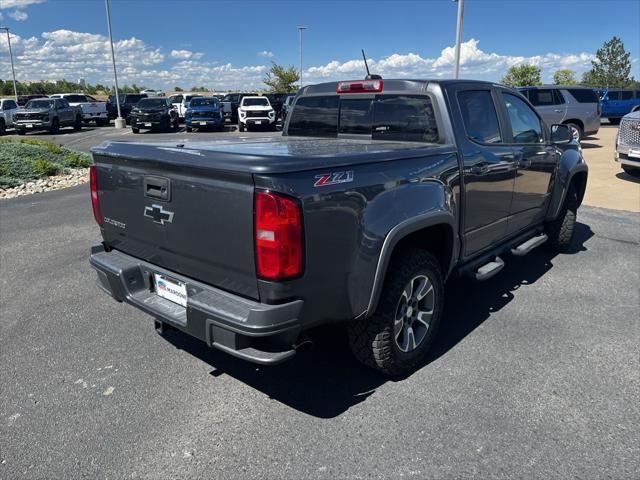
[238,122,245,132]
[49,118,60,134]
[0,119,5,136]
[73,115,82,131]
[622,166,640,178]
[17,129,26,135]
[185,126,192,132]
[347,248,444,376]
[546,183,578,253]
[131,127,139,134]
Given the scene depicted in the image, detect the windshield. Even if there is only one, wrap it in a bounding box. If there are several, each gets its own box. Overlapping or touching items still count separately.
[26,99,54,109]
[189,98,219,107]
[243,98,269,107]
[137,98,166,108]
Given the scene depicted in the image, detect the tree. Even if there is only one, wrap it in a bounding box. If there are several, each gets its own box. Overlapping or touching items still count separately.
[582,36,633,88]
[263,62,300,93]
[501,64,542,87]
[553,69,577,85]
[174,86,184,92]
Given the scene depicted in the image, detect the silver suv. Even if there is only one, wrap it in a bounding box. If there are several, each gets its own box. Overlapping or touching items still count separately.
[615,110,640,177]
[518,86,600,142]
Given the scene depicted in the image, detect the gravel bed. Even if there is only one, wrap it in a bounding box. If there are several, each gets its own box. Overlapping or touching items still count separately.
[0,168,89,200]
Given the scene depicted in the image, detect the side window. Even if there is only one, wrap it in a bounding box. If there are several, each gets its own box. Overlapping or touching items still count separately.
[457,90,502,144]
[529,89,556,106]
[620,90,634,100]
[607,91,621,101]
[635,91,640,99]
[553,89,565,104]
[86,96,97,102]
[8,100,17,109]
[287,95,339,137]
[502,93,543,144]
[372,95,439,143]
[519,89,531,101]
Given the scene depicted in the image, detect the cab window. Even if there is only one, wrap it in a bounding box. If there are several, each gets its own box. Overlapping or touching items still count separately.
[457,90,502,144]
[502,93,543,144]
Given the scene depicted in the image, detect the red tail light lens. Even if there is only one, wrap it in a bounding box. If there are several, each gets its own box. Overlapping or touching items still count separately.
[337,79,383,93]
[89,165,103,226]
[255,191,302,280]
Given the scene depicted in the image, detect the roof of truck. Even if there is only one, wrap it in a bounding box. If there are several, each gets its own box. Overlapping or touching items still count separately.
[300,78,503,95]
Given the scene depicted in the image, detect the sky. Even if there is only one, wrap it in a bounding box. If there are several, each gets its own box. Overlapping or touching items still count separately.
[1,0,639,91]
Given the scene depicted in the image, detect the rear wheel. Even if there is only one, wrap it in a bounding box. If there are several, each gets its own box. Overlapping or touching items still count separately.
[97,118,109,127]
[565,122,582,142]
[0,119,5,136]
[131,127,139,134]
[348,248,444,376]
[73,115,82,131]
[622,166,640,178]
[546,183,578,253]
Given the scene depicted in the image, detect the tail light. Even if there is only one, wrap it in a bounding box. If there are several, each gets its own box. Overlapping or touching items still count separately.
[89,165,103,226]
[337,79,383,93]
[255,191,302,280]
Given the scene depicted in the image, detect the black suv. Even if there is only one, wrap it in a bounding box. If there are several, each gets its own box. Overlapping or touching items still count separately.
[263,92,289,119]
[130,98,179,133]
[106,93,148,122]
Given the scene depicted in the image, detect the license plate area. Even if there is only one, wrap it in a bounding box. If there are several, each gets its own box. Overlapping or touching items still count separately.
[199,121,207,125]
[154,273,187,307]
[144,122,152,127]
[255,120,262,125]
[629,148,640,158]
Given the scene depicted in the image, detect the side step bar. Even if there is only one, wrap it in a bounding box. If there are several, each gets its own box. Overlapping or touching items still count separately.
[475,256,504,281]
[511,233,548,256]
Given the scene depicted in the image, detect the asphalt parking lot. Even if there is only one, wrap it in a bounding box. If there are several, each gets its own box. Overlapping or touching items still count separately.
[1,123,639,478]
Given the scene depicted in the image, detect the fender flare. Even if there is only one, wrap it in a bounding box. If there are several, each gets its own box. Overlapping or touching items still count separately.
[364,211,458,317]
[547,153,589,221]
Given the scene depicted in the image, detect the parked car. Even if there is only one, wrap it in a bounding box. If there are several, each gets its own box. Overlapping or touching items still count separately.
[597,89,640,124]
[49,93,109,126]
[106,93,147,122]
[0,98,20,135]
[168,93,203,120]
[281,93,296,122]
[220,93,256,122]
[14,98,82,134]
[614,110,640,177]
[184,97,225,132]
[517,85,600,141]
[237,96,277,131]
[16,95,41,107]
[263,92,289,118]
[130,97,179,133]
[89,78,587,376]
[140,89,165,97]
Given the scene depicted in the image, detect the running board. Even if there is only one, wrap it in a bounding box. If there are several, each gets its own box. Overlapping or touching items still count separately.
[511,233,548,256]
[474,256,505,281]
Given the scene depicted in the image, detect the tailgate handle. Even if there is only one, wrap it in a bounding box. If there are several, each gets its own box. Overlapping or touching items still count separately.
[144,176,171,201]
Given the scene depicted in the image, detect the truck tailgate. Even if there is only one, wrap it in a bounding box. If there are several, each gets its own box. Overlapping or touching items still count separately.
[91,152,259,300]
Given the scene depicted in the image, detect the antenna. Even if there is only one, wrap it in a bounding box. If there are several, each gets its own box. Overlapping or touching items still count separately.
[361,49,382,80]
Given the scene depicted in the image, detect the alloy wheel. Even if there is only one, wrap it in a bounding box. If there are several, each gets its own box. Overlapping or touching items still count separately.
[393,274,436,353]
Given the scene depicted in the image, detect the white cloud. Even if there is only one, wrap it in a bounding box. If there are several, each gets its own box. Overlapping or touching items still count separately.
[257,50,274,58]
[7,9,28,20]
[0,0,46,8]
[170,49,202,60]
[306,39,597,84]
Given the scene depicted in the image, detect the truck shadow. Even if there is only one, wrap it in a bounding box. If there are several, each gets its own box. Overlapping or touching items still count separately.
[162,222,593,418]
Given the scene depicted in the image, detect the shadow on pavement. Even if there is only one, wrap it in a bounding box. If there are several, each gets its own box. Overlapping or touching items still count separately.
[580,141,601,149]
[162,222,594,418]
[615,171,640,184]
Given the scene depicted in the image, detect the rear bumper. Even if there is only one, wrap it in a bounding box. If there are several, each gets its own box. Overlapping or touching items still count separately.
[89,244,302,364]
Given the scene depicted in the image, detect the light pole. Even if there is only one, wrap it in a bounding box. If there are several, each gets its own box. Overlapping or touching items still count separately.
[297,26,307,89]
[105,0,125,128]
[453,0,464,79]
[0,27,19,102]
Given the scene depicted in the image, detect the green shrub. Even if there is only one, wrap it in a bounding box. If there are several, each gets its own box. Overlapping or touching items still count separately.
[0,138,92,188]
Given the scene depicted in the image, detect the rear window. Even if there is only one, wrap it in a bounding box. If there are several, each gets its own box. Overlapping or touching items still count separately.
[566,89,598,103]
[288,94,439,142]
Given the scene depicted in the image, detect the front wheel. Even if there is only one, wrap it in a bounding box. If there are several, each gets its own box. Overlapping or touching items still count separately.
[73,116,82,131]
[0,119,5,136]
[546,183,578,252]
[185,126,192,132]
[131,127,139,134]
[608,118,621,125]
[348,248,444,376]
[622,166,640,178]
[238,122,245,132]
[49,118,60,134]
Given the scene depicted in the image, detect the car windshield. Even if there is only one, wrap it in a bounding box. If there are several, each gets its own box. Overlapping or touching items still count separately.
[189,98,219,107]
[137,98,166,108]
[26,100,54,109]
[243,98,269,107]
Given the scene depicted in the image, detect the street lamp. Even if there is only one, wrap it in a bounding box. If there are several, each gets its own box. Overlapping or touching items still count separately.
[453,0,464,79]
[297,26,307,89]
[105,0,125,128]
[0,27,19,102]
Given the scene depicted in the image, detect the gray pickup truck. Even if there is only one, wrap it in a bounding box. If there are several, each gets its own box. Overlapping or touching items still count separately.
[89,78,588,376]
[14,98,82,134]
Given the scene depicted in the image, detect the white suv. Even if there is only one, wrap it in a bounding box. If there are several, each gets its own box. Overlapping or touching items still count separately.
[237,96,276,131]
[0,98,20,135]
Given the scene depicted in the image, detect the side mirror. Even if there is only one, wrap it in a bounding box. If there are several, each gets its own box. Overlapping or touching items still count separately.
[551,124,572,144]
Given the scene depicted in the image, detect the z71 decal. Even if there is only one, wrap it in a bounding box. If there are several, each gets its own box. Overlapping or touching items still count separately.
[314,171,354,187]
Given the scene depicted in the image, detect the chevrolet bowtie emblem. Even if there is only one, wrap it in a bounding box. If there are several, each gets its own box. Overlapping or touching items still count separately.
[144,204,174,225]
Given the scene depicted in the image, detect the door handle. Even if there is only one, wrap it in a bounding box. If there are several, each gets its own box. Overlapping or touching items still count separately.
[553,109,563,113]
[469,165,489,174]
